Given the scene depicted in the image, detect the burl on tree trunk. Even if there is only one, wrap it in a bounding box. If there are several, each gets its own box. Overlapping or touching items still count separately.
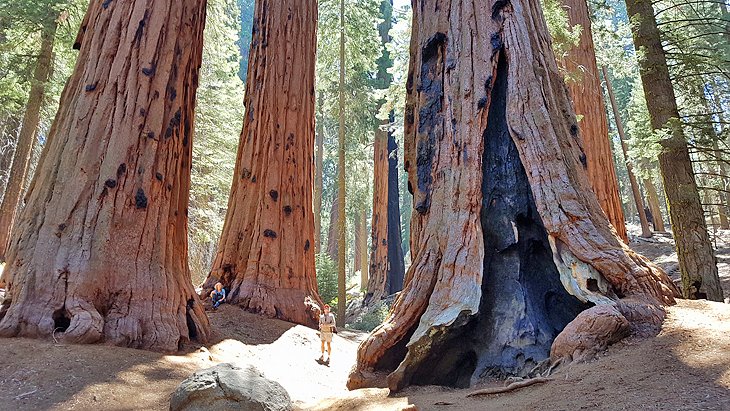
[347,0,679,391]
[201,0,323,326]
[0,0,211,351]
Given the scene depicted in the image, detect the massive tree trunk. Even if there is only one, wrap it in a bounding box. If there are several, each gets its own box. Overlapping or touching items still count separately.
[602,66,652,238]
[365,0,405,304]
[348,0,678,392]
[336,0,347,327]
[314,102,324,254]
[0,0,210,350]
[0,22,57,261]
[626,0,724,301]
[202,0,322,326]
[559,0,627,243]
[643,178,666,232]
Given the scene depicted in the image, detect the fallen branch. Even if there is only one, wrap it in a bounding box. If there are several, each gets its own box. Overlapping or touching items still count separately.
[466,377,551,397]
[15,389,37,400]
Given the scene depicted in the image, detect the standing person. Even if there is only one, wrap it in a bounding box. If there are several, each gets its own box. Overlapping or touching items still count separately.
[319,304,336,363]
[210,282,226,310]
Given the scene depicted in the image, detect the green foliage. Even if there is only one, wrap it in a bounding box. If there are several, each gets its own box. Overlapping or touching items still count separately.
[316,253,339,305]
[188,0,245,283]
[349,301,389,331]
[541,0,582,67]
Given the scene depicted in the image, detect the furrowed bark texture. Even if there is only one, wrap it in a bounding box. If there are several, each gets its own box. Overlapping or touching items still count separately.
[0,0,210,351]
[386,131,405,294]
[203,0,323,326]
[625,0,724,301]
[366,122,390,304]
[559,0,627,243]
[0,22,56,261]
[348,0,678,392]
[336,0,347,327]
[314,105,324,254]
[643,177,665,232]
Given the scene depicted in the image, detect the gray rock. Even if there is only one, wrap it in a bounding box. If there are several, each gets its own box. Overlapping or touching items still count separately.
[170,363,292,411]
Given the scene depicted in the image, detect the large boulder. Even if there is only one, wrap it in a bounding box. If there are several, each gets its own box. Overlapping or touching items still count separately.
[170,363,292,411]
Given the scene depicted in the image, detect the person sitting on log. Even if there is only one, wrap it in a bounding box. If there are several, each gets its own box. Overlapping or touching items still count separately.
[210,282,226,310]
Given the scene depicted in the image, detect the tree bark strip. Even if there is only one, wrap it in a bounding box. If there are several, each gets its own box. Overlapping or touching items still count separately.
[348,0,678,392]
[314,102,324,254]
[0,0,211,350]
[643,177,666,232]
[601,66,652,238]
[0,22,57,261]
[625,0,724,301]
[366,121,389,304]
[202,0,323,326]
[386,129,405,294]
[559,0,627,243]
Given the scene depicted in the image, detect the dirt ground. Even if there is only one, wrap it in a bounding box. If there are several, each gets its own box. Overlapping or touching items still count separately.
[0,230,729,410]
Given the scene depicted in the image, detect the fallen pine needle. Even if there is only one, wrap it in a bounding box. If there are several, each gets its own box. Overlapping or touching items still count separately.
[466,377,551,397]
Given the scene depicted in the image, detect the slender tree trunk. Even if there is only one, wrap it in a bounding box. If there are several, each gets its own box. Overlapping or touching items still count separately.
[643,177,666,232]
[626,0,724,301]
[354,213,363,273]
[713,141,730,230]
[202,0,323,326]
[326,190,339,262]
[336,0,346,327]
[314,102,324,254]
[602,66,652,238]
[559,0,627,243]
[0,22,57,261]
[348,0,678,392]
[0,0,211,350]
[359,210,368,291]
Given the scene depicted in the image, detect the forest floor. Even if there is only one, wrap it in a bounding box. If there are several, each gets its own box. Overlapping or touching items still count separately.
[0,228,729,410]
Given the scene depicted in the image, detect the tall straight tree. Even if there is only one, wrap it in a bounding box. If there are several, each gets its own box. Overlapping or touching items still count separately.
[0,0,211,350]
[558,0,627,242]
[314,103,324,254]
[365,0,405,305]
[336,0,347,327]
[625,0,724,301]
[348,0,678,391]
[602,66,652,238]
[202,0,323,326]
[643,177,665,232]
[0,20,57,261]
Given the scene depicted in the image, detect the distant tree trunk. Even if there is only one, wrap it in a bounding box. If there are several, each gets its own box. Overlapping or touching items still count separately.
[713,141,730,230]
[336,0,346,327]
[359,210,368,291]
[601,66,651,238]
[348,0,678,392]
[354,213,363,273]
[0,0,211,350]
[365,0,405,304]
[387,130,405,294]
[326,191,339,262]
[0,22,57,261]
[560,0,627,243]
[366,122,389,304]
[0,116,21,203]
[626,0,724,301]
[202,0,323,326]
[643,178,666,232]
[314,103,324,254]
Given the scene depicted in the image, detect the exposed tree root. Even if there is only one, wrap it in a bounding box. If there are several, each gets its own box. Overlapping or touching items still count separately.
[466,377,552,397]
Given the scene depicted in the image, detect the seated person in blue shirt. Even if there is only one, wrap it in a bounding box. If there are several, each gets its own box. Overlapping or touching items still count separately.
[210,282,226,309]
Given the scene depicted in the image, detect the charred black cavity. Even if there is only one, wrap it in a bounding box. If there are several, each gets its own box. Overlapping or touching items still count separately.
[270,190,279,201]
[105,179,117,188]
[186,299,198,340]
[263,229,277,238]
[387,131,406,294]
[135,188,148,209]
[400,53,589,388]
[53,309,71,332]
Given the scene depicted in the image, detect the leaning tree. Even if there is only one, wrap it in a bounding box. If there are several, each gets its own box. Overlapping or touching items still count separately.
[0,0,211,351]
[348,0,679,391]
[201,0,323,326]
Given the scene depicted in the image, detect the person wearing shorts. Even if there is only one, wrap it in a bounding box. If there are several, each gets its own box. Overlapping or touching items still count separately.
[319,304,336,362]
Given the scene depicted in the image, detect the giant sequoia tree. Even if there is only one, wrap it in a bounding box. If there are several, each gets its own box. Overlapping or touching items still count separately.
[348,0,678,391]
[0,0,211,350]
[559,0,627,243]
[202,0,323,326]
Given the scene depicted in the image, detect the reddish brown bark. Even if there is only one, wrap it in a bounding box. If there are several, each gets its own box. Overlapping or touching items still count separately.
[643,178,666,232]
[348,0,678,391]
[0,22,56,261]
[202,0,323,326]
[359,210,368,290]
[0,0,210,350]
[314,102,324,254]
[559,0,627,243]
[366,122,389,304]
[626,0,724,301]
